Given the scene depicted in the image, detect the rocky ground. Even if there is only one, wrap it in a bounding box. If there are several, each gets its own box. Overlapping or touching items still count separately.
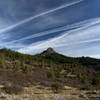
[0,84,100,100]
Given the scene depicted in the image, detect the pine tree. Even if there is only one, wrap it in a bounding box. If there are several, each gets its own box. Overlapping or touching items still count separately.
[41,60,45,69]
[0,55,6,69]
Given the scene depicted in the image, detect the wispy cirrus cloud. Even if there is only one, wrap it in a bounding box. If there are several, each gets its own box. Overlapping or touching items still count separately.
[3,16,100,45]
[0,0,83,34]
[18,17,100,58]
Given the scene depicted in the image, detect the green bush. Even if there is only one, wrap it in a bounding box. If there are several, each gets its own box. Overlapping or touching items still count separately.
[21,64,32,74]
[51,82,64,93]
[77,74,88,84]
[47,69,55,79]
[55,71,61,78]
[91,79,100,85]
[0,55,6,69]
[13,61,20,71]
[41,60,45,69]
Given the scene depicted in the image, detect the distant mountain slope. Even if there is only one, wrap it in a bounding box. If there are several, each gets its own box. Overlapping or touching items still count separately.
[0,48,100,70]
[39,48,100,70]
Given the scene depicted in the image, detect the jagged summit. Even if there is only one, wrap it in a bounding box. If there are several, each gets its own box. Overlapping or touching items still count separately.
[41,47,56,55]
[46,47,56,53]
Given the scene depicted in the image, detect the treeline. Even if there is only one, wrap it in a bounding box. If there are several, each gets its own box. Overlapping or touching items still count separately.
[0,48,100,70]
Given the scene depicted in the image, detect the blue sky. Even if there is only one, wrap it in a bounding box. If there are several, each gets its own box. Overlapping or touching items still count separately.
[0,0,100,58]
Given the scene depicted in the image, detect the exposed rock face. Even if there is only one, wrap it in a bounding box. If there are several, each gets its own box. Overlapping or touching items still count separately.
[41,47,56,55]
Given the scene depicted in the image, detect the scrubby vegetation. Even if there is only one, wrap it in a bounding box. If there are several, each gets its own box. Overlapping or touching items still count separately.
[2,84,24,94]
[51,82,64,93]
[0,48,100,93]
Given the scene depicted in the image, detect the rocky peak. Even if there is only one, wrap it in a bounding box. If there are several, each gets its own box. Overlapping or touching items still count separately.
[41,47,56,55]
[46,48,55,53]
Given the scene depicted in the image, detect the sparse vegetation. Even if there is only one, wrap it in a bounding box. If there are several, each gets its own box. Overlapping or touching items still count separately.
[77,74,88,84]
[2,84,24,94]
[47,68,55,79]
[0,48,100,90]
[51,82,64,93]
[91,79,100,85]
[21,64,32,74]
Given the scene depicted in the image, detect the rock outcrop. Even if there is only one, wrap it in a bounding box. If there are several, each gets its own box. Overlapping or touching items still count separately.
[40,47,56,56]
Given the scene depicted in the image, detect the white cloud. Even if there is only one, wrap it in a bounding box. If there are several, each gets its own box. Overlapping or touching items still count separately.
[18,17,100,58]
[4,16,100,45]
[0,0,83,34]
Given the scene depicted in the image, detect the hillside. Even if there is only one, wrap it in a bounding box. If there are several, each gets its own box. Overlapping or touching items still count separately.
[0,48,100,95]
[0,48,100,70]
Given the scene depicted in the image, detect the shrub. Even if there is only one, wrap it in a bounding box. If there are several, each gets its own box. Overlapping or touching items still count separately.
[85,85,91,90]
[47,69,55,79]
[41,60,45,69]
[77,74,88,84]
[51,82,64,93]
[55,71,61,78]
[91,79,100,85]
[0,55,6,69]
[13,61,20,71]
[21,64,32,74]
[80,76,88,84]
[2,84,24,94]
